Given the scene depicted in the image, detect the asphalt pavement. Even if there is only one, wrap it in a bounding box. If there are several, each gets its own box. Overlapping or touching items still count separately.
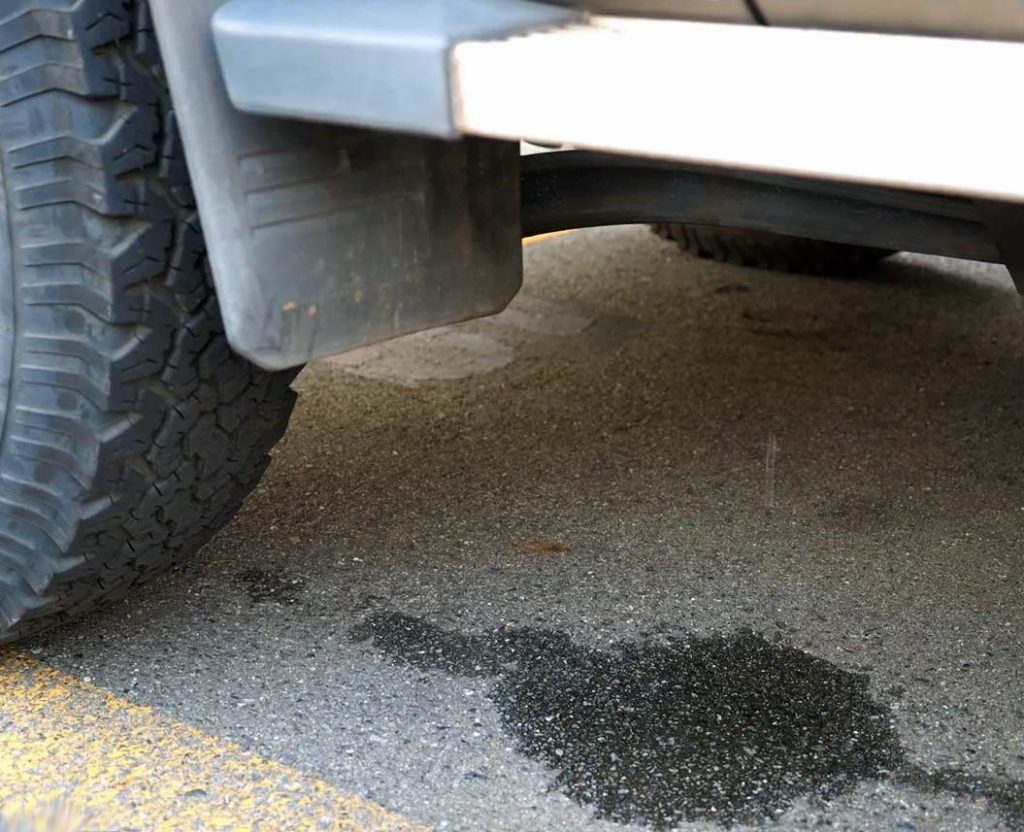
[4,226,1024,831]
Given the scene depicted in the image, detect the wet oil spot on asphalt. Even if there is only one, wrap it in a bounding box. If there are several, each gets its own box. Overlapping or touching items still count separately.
[350,612,1024,829]
[234,568,305,605]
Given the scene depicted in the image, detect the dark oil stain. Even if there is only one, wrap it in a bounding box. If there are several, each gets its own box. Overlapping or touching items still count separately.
[350,612,1024,829]
[234,568,305,605]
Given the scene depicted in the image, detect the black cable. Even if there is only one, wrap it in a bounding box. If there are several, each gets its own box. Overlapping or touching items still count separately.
[742,0,768,25]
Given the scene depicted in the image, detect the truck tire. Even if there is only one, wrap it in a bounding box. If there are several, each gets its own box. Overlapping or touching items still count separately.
[653,223,894,276]
[0,0,298,642]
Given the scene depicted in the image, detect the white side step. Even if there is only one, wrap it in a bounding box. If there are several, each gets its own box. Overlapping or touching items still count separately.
[452,17,1024,201]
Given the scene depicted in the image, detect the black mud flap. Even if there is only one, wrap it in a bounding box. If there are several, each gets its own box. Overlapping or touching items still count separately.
[978,200,1024,294]
[149,0,522,370]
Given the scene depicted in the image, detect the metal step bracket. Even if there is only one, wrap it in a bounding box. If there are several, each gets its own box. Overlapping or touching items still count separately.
[212,0,578,137]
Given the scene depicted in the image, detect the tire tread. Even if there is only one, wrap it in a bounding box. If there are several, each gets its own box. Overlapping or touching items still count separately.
[0,0,297,641]
[653,222,893,276]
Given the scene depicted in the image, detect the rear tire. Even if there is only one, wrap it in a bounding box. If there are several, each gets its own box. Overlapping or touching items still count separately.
[0,0,298,642]
[653,223,894,276]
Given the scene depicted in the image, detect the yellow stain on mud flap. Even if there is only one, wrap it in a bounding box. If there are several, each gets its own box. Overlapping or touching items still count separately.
[0,654,427,832]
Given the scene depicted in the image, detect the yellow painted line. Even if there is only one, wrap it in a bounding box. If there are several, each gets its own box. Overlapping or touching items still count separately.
[522,230,574,246]
[0,654,427,832]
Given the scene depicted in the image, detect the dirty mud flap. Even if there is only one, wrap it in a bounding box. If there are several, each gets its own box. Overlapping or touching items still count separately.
[149,0,522,371]
[977,200,1024,294]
